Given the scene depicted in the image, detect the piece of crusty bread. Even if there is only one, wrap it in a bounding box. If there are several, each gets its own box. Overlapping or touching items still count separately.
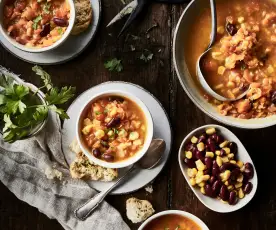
[126,198,155,223]
[69,139,118,182]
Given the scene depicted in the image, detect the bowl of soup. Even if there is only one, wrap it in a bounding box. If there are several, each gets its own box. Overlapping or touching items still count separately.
[138,210,209,230]
[173,0,276,128]
[76,90,154,169]
[0,0,75,52]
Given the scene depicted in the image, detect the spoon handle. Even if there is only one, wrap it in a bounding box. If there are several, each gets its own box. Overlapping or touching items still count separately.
[74,165,136,221]
[208,0,217,49]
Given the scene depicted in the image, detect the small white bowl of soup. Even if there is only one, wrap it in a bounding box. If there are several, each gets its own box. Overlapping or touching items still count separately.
[76,90,154,169]
[138,210,209,230]
[0,0,75,53]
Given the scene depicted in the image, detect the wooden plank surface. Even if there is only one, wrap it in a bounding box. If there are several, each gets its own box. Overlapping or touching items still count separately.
[0,1,276,230]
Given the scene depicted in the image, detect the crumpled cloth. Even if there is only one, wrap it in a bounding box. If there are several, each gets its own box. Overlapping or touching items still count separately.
[0,67,130,230]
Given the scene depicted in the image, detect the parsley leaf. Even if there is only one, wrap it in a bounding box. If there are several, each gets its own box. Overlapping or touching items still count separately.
[95,111,102,115]
[140,51,153,63]
[45,86,76,105]
[32,15,42,30]
[43,2,51,14]
[104,58,123,72]
[49,105,69,120]
[57,27,63,35]
[32,65,53,90]
[33,106,48,122]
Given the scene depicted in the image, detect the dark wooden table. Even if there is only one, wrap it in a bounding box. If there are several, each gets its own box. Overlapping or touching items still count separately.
[1,0,276,229]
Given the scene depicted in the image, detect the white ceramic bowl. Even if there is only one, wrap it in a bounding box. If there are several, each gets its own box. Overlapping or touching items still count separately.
[173,0,276,129]
[0,0,75,53]
[178,124,258,213]
[138,210,209,230]
[76,90,154,169]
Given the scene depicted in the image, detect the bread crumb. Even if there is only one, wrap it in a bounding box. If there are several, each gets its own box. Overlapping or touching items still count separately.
[45,167,63,180]
[145,185,153,193]
[126,198,155,223]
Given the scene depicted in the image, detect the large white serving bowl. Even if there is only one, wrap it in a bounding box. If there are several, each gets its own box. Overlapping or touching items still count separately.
[138,210,209,230]
[0,0,75,53]
[173,0,276,129]
[76,90,154,169]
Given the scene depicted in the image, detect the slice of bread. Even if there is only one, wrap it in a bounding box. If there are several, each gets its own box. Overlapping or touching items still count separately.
[126,198,155,223]
[69,139,118,181]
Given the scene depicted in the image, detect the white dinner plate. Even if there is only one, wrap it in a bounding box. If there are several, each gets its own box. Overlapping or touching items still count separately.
[0,0,101,65]
[62,81,172,194]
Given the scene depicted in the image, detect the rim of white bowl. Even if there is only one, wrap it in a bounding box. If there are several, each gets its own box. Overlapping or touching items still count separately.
[138,210,209,230]
[76,90,154,169]
[0,0,75,53]
[178,124,258,213]
[172,0,276,129]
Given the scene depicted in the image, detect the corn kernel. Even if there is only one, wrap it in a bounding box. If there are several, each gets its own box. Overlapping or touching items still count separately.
[228,153,235,159]
[197,142,205,151]
[220,199,228,204]
[215,84,224,90]
[212,52,223,60]
[221,156,229,163]
[196,170,204,177]
[218,66,226,75]
[198,182,205,187]
[196,175,209,184]
[227,185,234,191]
[220,170,231,182]
[95,129,105,139]
[238,17,244,23]
[200,187,206,194]
[235,182,243,189]
[190,178,196,186]
[268,65,274,74]
[219,141,229,148]
[238,188,245,199]
[216,156,223,167]
[215,150,221,156]
[240,165,245,172]
[83,118,92,126]
[185,151,193,159]
[230,160,237,164]
[206,152,214,158]
[187,168,198,178]
[223,147,231,154]
[236,160,244,168]
[237,174,243,183]
[82,125,94,135]
[191,136,198,144]
[217,26,225,34]
[206,127,216,135]
[195,159,206,171]
[227,81,235,88]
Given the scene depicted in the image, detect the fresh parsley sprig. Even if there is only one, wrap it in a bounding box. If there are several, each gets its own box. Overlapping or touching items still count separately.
[104,58,123,72]
[0,66,75,143]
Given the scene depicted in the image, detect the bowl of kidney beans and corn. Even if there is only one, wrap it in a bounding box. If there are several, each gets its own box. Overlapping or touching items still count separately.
[183,128,254,205]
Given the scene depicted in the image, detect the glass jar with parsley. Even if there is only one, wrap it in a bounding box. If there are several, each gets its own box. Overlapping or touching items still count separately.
[0,66,75,143]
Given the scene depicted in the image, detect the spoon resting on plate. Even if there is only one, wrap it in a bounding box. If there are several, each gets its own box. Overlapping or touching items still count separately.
[74,138,166,221]
[196,0,249,102]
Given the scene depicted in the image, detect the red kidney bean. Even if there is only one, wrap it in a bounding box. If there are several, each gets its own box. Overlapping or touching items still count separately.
[185,143,196,151]
[271,91,276,104]
[184,158,196,168]
[230,168,241,181]
[245,162,253,170]
[228,142,238,155]
[220,163,238,172]
[244,182,253,194]
[106,117,121,128]
[92,148,101,158]
[220,149,226,156]
[211,133,224,144]
[195,150,204,161]
[206,137,215,145]
[103,154,114,162]
[53,17,68,27]
[244,167,254,179]
[209,176,217,185]
[229,191,237,205]
[204,157,213,169]
[208,143,216,152]
[219,185,230,201]
[205,184,216,198]
[212,180,221,195]
[226,22,237,36]
[198,133,207,143]
[212,161,220,176]
[40,24,50,37]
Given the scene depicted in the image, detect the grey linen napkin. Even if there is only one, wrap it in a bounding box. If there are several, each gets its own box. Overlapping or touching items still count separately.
[0,69,130,230]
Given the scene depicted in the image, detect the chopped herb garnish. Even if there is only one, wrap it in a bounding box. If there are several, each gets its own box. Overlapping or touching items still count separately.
[104,109,108,114]
[130,45,136,51]
[104,58,123,72]
[43,3,51,14]
[131,35,140,40]
[57,27,63,35]
[32,15,42,30]
[95,111,102,115]
[140,51,153,63]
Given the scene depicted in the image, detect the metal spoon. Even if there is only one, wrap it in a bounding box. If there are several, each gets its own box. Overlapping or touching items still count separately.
[74,139,166,221]
[196,0,249,102]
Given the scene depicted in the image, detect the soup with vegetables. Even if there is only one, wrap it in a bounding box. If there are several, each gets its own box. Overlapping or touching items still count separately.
[186,0,276,119]
[81,96,147,163]
[143,214,201,230]
[3,0,70,48]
